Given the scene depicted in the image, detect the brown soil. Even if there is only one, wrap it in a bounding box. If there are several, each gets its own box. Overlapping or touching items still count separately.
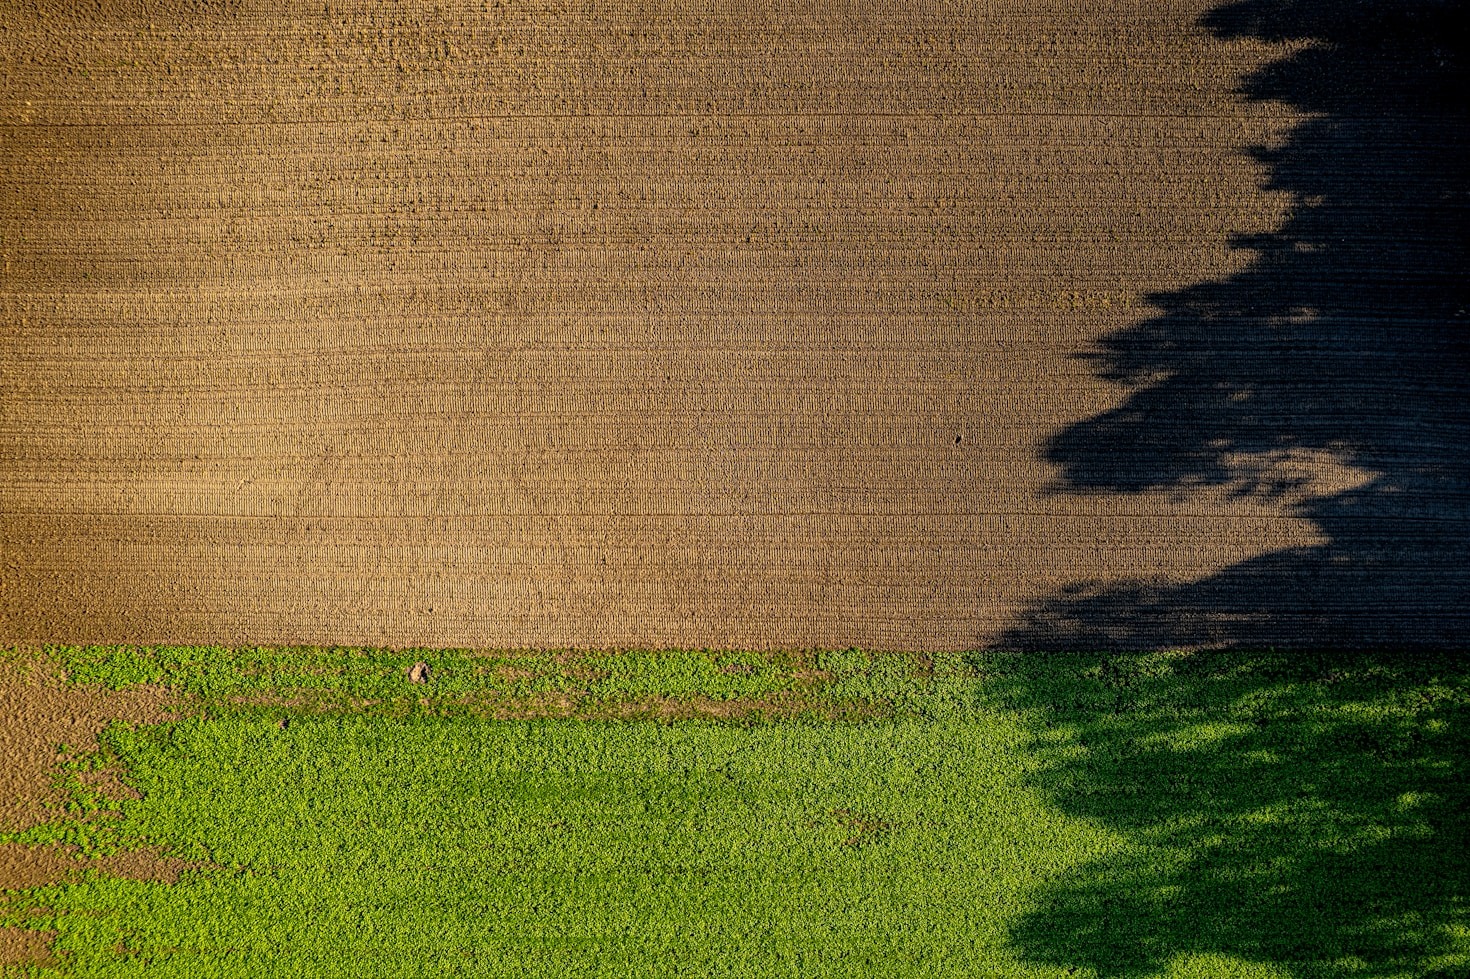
[0,653,176,836]
[584,692,880,724]
[1,1,1462,649]
[0,924,56,971]
[0,652,190,968]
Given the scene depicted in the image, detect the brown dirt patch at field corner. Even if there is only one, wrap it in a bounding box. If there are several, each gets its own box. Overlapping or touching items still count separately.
[0,649,191,968]
[0,923,57,972]
[0,650,176,836]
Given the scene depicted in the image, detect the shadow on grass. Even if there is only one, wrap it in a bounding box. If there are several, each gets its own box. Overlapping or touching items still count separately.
[980,647,1469,977]
[987,1,1470,974]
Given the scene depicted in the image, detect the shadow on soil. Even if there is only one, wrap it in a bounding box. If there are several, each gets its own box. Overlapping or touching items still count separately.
[1002,0,1469,651]
[991,2,1469,976]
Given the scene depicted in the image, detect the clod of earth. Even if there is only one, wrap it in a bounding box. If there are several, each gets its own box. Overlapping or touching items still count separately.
[408,662,430,684]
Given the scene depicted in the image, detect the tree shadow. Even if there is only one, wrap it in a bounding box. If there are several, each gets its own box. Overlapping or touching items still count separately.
[986,1,1470,975]
[998,0,1468,651]
[981,647,1469,978]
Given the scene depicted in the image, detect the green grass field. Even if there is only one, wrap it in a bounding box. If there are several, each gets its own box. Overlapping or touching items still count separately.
[3,646,1466,978]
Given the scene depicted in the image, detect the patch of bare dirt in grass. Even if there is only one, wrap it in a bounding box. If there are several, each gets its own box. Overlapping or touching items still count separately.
[226,689,317,709]
[0,923,56,971]
[547,653,612,684]
[0,650,178,836]
[0,843,192,890]
[0,649,193,968]
[491,691,580,720]
[72,764,144,803]
[584,691,885,724]
[492,663,540,683]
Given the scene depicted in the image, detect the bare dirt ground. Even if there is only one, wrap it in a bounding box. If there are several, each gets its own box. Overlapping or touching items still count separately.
[2,0,1464,650]
[0,651,186,968]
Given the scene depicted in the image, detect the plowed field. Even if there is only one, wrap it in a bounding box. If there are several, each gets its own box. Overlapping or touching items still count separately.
[3,0,1465,649]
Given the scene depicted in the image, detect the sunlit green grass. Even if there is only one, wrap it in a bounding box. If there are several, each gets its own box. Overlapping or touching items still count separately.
[3,645,1465,978]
